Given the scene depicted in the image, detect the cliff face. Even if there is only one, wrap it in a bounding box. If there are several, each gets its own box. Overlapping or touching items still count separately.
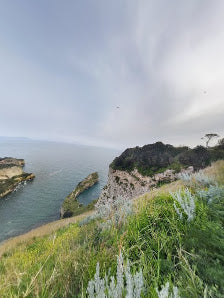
[97,141,224,207]
[0,157,25,179]
[96,166,193,206]
[0,158,35,198]
[60,172,99,218]
[0,166,23,180]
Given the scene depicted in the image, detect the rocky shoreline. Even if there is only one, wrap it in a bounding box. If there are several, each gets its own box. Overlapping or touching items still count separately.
[0,157,35,198]
[60,172,99,218]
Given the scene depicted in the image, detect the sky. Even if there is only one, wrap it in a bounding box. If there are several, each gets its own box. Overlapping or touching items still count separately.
[0,0,224,149]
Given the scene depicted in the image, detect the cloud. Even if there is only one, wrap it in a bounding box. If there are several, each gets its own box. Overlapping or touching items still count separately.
[0,0,223,148]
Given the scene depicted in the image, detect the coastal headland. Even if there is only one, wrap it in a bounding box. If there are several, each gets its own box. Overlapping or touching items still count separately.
[60,172,99,218]
[0,157,35,198]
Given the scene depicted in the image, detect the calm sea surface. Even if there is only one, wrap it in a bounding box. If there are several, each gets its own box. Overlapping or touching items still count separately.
[0,140,120,243]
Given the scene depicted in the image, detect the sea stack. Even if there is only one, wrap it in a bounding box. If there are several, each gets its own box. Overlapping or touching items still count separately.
[0,157,35,198]
[60,172,99,218]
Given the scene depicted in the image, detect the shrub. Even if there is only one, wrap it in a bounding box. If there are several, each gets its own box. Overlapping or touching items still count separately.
[79,196,133,230]
[156,282,179,298]
[178,170,216,187]
[193,171,216,186]
[170,188,195,221]
[86,252,144,298]
[178,172,192,184]
[197,184,224,204]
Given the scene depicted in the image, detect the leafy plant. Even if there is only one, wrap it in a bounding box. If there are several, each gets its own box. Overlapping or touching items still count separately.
[86,252,144,298]
[170,188,196,221]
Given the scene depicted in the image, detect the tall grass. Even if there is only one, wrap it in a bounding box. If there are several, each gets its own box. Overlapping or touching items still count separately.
[0,161,224,297]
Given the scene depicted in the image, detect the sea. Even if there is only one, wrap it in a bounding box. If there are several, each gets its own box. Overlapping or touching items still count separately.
[0,139,120,243]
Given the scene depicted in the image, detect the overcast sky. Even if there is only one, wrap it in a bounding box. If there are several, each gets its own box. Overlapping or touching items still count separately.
[0,0,223,149]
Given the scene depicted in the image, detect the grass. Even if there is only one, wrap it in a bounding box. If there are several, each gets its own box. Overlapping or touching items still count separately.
[0,211,93,258]
[0,161,224,297]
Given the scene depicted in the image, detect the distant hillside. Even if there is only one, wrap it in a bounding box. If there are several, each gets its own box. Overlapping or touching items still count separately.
[111,141,224,176]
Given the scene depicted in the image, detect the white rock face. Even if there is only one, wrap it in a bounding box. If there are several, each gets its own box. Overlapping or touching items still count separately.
[96,166,194,206]
[0,166,23,180]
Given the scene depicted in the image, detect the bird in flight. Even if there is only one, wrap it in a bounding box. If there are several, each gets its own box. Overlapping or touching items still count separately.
[116,106,120,109]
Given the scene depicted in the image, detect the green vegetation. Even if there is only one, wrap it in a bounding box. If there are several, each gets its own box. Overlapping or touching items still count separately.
[61,172,99,218]
[0,163,17,169]
[0,161,224,297]
[61,199,97,218]
[0,157,25,169]
[111,142,224,176]
[0,157,34,198]
[0,173,34,197]
[115,176,120,183]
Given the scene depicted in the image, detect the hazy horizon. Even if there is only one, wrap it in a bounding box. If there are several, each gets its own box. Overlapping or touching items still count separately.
[1,1,223,148]
[0,134,221,151]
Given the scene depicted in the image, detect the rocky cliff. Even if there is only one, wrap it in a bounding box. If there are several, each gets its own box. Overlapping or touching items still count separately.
[97,141,224,206]
[60,172,99,218]
[0,158,35,198]
[96,166,193,207]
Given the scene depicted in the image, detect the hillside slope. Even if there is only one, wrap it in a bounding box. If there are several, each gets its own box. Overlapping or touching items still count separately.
[0,161,224,297]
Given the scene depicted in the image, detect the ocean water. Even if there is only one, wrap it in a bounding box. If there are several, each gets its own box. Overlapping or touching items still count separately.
[0,140,120,243]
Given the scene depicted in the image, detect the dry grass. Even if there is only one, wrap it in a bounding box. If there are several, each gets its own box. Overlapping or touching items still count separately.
[134,179,184,208]
[203,160,224,184]
[134,160,224,209]
[0,210,93,258]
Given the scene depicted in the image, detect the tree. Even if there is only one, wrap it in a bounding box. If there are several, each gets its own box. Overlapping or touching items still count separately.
[218,138,224,147]
[201,133,219,148]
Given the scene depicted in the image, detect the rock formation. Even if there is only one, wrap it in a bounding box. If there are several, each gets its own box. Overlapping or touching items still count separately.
[60,172,99,218]
[97,141,224,207]
[0,157,35,198]
[96,166,193,207]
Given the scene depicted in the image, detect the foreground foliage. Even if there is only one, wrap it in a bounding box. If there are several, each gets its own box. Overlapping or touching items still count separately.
[0,161,224,297]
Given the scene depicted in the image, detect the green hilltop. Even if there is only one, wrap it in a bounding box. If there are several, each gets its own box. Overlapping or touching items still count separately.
[111,141,224,175]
